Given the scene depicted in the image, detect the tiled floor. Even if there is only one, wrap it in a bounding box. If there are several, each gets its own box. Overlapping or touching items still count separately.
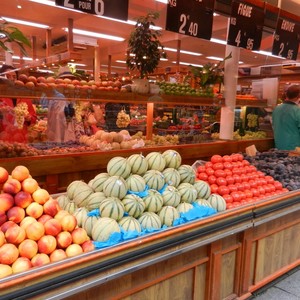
[249,266,300,299]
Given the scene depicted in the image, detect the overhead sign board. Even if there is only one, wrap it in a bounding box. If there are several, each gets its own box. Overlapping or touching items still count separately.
[227,0,265,51]
[55,0,129,21]
[166,0,215,40]
[272,12,300,60]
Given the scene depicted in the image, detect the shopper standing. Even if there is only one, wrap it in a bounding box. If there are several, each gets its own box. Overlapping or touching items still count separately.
[272,85,300,150]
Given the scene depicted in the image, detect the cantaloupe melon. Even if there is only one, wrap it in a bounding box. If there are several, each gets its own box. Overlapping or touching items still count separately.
[162,149,182,169]
[73,183,94,207]
[207,194,226,212]
[178,165,196,184]
[99,197,125,221]
[107,156,131,179]
[194,180,211,199]
[138,212,162,230]
[119,216,141,233]
[85,192,106,211]
[143,189,164,213]
[145,152,166,172]
[158,206,180,227]
[143,170,165,191]
[176,202,194,214]
[162,168,181,187]
[91,217,121,242]
[177,183,198,203]
[126,174,146,192]
[161,185,181,207]
[102,176,128,199]
[122,194,145,218]
[127,153,148,175]
[88,173,110,192]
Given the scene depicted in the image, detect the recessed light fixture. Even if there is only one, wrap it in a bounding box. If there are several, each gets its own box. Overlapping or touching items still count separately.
[210,38,227,45]
[12,56,33,61]
[68,63,86,67]
[172,61,203,67]
[115,60,127,64]
[162,47,202,56]
[64,28,125,42]
[101,64,127,69]
[17,5,22,9]
[2,17,50,29]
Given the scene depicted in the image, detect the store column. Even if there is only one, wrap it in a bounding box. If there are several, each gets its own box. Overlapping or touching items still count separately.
[219,45,240,140]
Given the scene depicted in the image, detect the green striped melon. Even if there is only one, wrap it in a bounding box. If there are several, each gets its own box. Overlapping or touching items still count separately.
[162,168,181,187]
[143,170,165,191]
[122,194,145,218]
[85,192,106,211]
[143,189,164,213]
[99,197,125,221]
[118,216,142,233]
[73,207,89,227]
[83,215,100,237]
[145,152,166,172]
[207,194,226,212]
[194,180,211,199]
[91,217,121,242]
[161,185,181,207]
[107,156,131,179]
[88,173,110,192]
[126,174,146,192]
[177,183,198,203]
[178,165,196,184]
[64,201,77,214]
[127,154,148,175]
[66,180,86,200]
[158,206,180,227]
[102,176,128,199]
[56,194,70,210]
[176,202,194,214]
[138,212,162,230]
[73,183,94,207]
[195,198,212,208]
[162,149,182,169]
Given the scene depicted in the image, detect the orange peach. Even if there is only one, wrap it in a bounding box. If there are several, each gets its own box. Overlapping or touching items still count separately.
[25,221,45,241]
[38,214,52,225]
[14,191,33,208]
[31,253,50,267]
[44,218,62,236]
[38,235,57,255]
[18,239,38,259]
[71,227,89,245]
[0,193,15,212]
[0,231,6,248]
[60,214,77,232]
[12,257,32,274]
[43,198,60,217]
[65,244,83,258]
[0,211,7,227]
[6,206,25,223]
[50,249,67,262]
[56,231,73,249]
[3,178,22,195]
[26,202,44,219]
[21,177,39,194]
[32,188,50,205]
[0,166,9,184]
[54,210,70,222]
[5,225,26,245]
[20,216,37,230]
[0,264,13,279]
[1,220,18,233]
[81,240,95,253]
[11,165,30,182]
[0,243,19,265]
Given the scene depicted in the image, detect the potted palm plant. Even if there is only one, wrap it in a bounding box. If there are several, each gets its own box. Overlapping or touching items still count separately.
[126,12,165,93]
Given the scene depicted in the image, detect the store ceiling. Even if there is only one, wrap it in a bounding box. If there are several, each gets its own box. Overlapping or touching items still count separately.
[0,0,300,77]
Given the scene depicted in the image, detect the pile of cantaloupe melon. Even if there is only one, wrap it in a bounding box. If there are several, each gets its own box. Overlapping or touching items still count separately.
[57,150,226,244]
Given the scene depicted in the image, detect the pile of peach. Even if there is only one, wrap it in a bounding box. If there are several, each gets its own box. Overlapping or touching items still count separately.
[0,165,94,279]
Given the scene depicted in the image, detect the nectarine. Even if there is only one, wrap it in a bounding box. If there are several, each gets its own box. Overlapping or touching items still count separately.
[6,206,25,223]
[50,249,67,262]
[31,253,50,267]
[32,188,50,204]
[18,239,38,259]
[5,225,26,245]
[21,177,39,194]
[3,178,22,194]
[0,264,13,279]
[12,257,32,274]
[0,166,9,184]
[14,191,33,208]
[11,165,30,182]
[38,235,57,255]
[0,243,19,265]
[25,221,45,241]
[0,193,15,212]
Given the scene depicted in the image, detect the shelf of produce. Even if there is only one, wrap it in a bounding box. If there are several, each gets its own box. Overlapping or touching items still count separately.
[235,99,268,108]
[0,139,274,194]
[0,191,299,300]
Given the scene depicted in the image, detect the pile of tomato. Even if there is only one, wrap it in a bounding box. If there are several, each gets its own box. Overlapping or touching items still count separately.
[196,153,288,209]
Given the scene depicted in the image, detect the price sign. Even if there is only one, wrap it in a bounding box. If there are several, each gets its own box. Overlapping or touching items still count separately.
[227,0,265,51]
[55,0,129,21]
[272,12,300,60]
[166,0,215,40]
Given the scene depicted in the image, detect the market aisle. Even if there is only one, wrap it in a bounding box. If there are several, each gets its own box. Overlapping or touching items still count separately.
[249,266,300,299]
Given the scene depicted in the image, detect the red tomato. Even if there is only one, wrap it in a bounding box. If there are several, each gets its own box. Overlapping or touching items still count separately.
[205,162,213,168]
[205,167,215,176]
[228,184,238,193]
[239,167,246,175]
[226,203,234,209]
[251,172,259,179]
[226,175,235,185]
[251,188,260,197]
[231,154,239,162]
[240,174,248,182]
[214,169,226,178]
[267,184,276,192]
[236,153,244,161]
[212,162,224,170]
[211,154,223,164]
[198,172,208,181]
[238,191,246,200]
[236,161,243,168]
[232,168,241,176]
[218,185,230,195]
[243,182,251,190]
[273,181,283,190]
[208,175,217,185]
[265,176,275,184]
[197,165,206,173]
[231,191,241,202]
[257,186,266,194]
[223,194,233,203]
[223,162,233,170]
[232,174,241,183]
[260,178,268,186]
[242,159,250,166]
[224,169,233,176]
[210,184,219,193]
[248,180,257,188]
[256,171,265,178]
[248,165,257,172]
[216,177,227,186]
[232,202,241,208]
[235,182,245,191]
[244,189,253,198]
[222,155,232,163]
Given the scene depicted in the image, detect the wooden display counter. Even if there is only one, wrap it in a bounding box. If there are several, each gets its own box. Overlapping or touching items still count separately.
[0,139,274,194]
[0,190,299,300]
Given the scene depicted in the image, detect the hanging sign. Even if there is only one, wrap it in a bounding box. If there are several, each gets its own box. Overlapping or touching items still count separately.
[55,0,129,21]
[271,11,300,60]
[166,0,215,40]
[227,0,265,51]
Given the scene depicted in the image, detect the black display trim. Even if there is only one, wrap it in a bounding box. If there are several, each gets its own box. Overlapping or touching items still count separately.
[1,211,253,300]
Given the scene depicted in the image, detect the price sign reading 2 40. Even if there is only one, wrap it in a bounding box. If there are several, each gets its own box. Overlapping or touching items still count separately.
[166,0,215,40]
[55,0,129,21]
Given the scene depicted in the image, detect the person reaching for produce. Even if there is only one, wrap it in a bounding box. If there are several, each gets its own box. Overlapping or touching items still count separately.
[272,84,300,150]
[0,64,37,142]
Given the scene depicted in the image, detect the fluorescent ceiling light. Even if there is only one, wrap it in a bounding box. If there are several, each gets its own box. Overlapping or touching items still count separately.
[64,28,124,42]
[12,56,33,61]
[253,50,286,59]
[68,63,86,67]
[101,64,127,69]
[210,38,227,45]
[160,58,168,61]
[206,56,224,61]
[172,61,203,68]
[163,47,202,56]
[115,60,127,64]
[2,17,50,29]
